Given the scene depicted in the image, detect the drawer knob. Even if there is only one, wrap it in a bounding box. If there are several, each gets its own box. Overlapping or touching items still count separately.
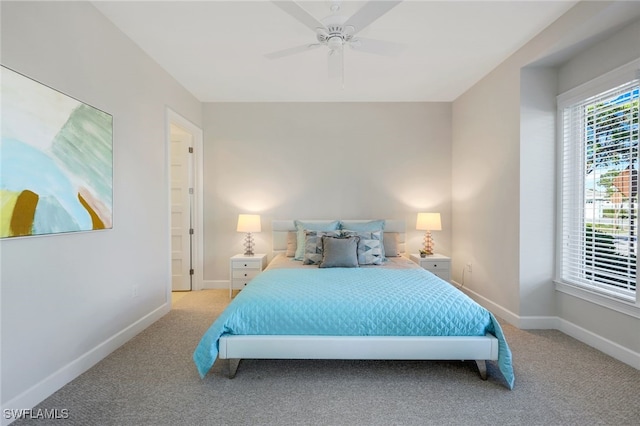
[244,263,248,267]
[244,273,248,277]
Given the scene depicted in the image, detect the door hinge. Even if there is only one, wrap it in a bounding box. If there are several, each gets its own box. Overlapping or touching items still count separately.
[188,146,194,153]
[189,228,194,235]
[189,268,194,275]
[189,188,194,194]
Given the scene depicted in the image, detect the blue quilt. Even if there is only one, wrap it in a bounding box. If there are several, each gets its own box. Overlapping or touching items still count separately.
[193,267,514,389]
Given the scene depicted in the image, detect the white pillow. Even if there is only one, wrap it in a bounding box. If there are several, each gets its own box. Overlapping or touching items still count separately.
[342,230,384,265]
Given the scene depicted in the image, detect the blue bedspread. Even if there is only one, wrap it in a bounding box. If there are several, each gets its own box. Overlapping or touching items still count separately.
[193,267,514,389]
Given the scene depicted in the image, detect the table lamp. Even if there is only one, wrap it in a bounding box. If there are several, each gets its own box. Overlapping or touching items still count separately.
[237,214,261,256]
[416,212,441,256]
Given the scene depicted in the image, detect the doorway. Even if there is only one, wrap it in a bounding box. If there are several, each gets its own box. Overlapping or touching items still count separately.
[167,109,203,294]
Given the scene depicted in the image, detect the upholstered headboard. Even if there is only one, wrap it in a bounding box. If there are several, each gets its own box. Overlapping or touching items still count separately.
[272,219,406,256]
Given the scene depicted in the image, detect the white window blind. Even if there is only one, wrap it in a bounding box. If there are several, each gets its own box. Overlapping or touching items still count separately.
[559,72,639,302]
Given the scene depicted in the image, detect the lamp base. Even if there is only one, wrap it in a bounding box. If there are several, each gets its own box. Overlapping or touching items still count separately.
[423,231,435,256]
[243,233,255,256]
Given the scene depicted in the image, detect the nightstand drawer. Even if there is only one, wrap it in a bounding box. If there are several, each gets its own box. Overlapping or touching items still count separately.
[232,269,260,279]
[422,261,448,270]
[232,278,253,289]
[410,253,451,283]
[232,259,262,269]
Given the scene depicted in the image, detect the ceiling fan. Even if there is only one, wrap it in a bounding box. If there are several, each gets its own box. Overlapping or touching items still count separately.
[266,0,404,84]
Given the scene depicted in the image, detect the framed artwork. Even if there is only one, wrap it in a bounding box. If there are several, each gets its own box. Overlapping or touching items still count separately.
[1,65,113,238]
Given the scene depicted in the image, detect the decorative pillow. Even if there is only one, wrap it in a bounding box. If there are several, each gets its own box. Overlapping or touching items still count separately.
[342,230,384,265]
[303,230,341,265]
[340,220,386,259]
[286,231,297,257]
[319,236,359,268]
[383,232,400,257]
[294,220,340,260]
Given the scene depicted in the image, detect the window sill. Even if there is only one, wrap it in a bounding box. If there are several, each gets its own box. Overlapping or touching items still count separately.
[554,281,640,319]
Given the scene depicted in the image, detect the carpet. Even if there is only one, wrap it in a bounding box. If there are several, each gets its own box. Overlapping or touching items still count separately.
[13,289,640,425]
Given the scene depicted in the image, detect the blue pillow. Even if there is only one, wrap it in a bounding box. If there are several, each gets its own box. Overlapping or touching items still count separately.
[294,220,340,260]
[340,220,385,232]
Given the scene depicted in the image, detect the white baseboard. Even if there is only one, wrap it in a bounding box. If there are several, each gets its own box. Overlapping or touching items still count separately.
[452,280,639,371]
[201,279,229,290]
[558,318,640,369]
[452,282,521,326]
[1,303,171,426]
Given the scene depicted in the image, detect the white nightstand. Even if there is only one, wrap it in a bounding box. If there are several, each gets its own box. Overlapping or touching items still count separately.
[229,254,267,297]
[410,253,451,282]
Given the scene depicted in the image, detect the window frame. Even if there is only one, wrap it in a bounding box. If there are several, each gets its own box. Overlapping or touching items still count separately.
[555,58,640,318]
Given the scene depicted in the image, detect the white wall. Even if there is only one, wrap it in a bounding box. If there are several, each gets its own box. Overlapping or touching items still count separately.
[0,1,202,416]
[201,102,452,283]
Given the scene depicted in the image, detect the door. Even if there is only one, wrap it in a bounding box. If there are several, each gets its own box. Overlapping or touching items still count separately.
[170,124,193,291]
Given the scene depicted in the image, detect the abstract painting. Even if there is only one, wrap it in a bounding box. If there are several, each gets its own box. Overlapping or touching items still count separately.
[1,66,113,238]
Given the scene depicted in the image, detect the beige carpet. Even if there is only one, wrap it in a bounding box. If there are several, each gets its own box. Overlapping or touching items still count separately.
[14,289,640,425]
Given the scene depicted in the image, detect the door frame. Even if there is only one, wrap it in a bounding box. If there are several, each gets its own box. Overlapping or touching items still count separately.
[165,107,204,294]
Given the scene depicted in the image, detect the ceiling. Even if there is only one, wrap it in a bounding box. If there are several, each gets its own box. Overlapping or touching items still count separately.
[93,0,579,102]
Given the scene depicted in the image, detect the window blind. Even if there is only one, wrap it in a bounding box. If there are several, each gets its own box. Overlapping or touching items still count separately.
[560,76,639,302]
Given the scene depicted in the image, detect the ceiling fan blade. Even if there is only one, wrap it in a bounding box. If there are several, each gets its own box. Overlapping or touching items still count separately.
[343,1,402,36]
[328,48,344,85]
[271,1,327,33]
[349,37,404,56]
[265,43,321,60]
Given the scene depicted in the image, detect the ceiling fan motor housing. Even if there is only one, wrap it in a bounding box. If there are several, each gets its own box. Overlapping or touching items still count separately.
[316,14,354,49]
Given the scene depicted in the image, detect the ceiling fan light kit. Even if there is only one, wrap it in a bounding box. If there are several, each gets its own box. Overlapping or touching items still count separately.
[327,36,344,51]
[268,0,404,84]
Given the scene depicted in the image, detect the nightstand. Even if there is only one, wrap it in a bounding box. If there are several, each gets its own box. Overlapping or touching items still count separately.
[229,254,267,297]
[410,253,451,282]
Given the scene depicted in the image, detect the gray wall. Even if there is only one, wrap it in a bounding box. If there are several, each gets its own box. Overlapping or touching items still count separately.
[519,66,557,318]
[1,1,202,413]
[453,0,640,361]
[202,102,452,283]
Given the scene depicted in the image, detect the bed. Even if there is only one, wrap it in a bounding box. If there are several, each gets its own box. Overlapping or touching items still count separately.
[193,220,514,389]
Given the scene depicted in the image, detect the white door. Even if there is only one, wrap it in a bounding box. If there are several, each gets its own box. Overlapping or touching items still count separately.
[170,124,193,291]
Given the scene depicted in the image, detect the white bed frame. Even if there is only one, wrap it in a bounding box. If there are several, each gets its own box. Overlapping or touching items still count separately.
[218,220,499,380]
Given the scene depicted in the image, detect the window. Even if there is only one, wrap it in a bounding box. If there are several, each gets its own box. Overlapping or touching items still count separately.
[558,61,639,304]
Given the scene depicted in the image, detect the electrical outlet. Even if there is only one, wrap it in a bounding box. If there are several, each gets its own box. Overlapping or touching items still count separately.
[132,285,139,298]
[466,263,472,273]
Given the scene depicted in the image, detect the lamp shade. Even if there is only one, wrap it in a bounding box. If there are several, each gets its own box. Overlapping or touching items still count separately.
[416,212,441,231]
[237,214,261,233]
